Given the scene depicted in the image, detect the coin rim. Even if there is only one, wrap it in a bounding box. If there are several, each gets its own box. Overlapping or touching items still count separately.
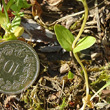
[0,40,40,94]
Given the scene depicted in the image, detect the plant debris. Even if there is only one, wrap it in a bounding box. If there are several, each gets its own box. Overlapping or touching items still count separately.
[0,0,110,110]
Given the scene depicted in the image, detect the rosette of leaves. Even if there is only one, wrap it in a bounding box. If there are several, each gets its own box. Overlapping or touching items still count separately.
[54,24,96,53]
[0,0,31,41]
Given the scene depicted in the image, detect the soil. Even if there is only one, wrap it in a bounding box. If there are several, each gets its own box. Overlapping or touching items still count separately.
[1,0,110,110]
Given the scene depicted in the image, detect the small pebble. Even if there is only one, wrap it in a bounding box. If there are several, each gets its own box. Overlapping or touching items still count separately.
[60,64,70,74]
[91,52,101,60]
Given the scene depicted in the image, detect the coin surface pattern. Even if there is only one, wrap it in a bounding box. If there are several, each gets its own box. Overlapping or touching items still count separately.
[0,40,40,94]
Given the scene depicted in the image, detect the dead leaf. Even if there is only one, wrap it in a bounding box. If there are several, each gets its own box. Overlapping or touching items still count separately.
[47,91,61,102]
[45,0,63,6]
[30,0,42,18]
[4,95,16,107]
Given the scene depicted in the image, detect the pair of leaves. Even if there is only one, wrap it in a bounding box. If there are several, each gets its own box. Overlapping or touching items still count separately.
[54,24,96,53]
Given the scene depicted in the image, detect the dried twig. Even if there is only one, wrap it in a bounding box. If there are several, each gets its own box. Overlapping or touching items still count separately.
[95,0,101,37]
[37,0,105,26]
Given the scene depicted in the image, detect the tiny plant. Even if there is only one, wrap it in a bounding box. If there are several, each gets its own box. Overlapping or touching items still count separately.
[54,0,96,109]
[0,0,31,42]
[59,97,67,110]
[68,71,74,80]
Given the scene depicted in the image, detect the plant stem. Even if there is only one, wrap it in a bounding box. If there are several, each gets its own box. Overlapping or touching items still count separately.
[72,0,88,49]
[74,53,89,110]
[74,53,89,96]
[72,0,89,109]
[2,0,9,23]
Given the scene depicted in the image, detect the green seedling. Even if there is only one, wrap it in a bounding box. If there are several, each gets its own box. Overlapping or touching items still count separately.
[59,97,67,110]
[0,0,31,42]
[54,0,96,109]
[68,71,74,80]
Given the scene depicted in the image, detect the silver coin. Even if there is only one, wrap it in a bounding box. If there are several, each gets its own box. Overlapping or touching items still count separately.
[0,40,40,94]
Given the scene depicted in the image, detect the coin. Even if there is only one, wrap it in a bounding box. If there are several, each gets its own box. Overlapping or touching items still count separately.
[0,40,40,94]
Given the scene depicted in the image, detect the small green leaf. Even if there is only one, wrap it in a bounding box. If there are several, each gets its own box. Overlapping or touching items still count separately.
[0,36,2,39]
[12,16,21,30]
[73,36,96,53]
[68,71,74,79]
[6,0,14,11]
[10,0,31,12]
[54,24,75,51]
[14,26,24,37]
[60,97,67,110]
[0,11,7,26]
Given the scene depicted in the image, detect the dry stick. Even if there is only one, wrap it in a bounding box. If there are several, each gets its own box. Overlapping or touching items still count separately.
[95,0,101,37]
[44,0,105,26]
[89,85,107,103]
[30,85,42,104]
[34,0,105,26]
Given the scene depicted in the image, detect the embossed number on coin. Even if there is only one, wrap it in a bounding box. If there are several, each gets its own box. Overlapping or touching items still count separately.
[0,40,40,94]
